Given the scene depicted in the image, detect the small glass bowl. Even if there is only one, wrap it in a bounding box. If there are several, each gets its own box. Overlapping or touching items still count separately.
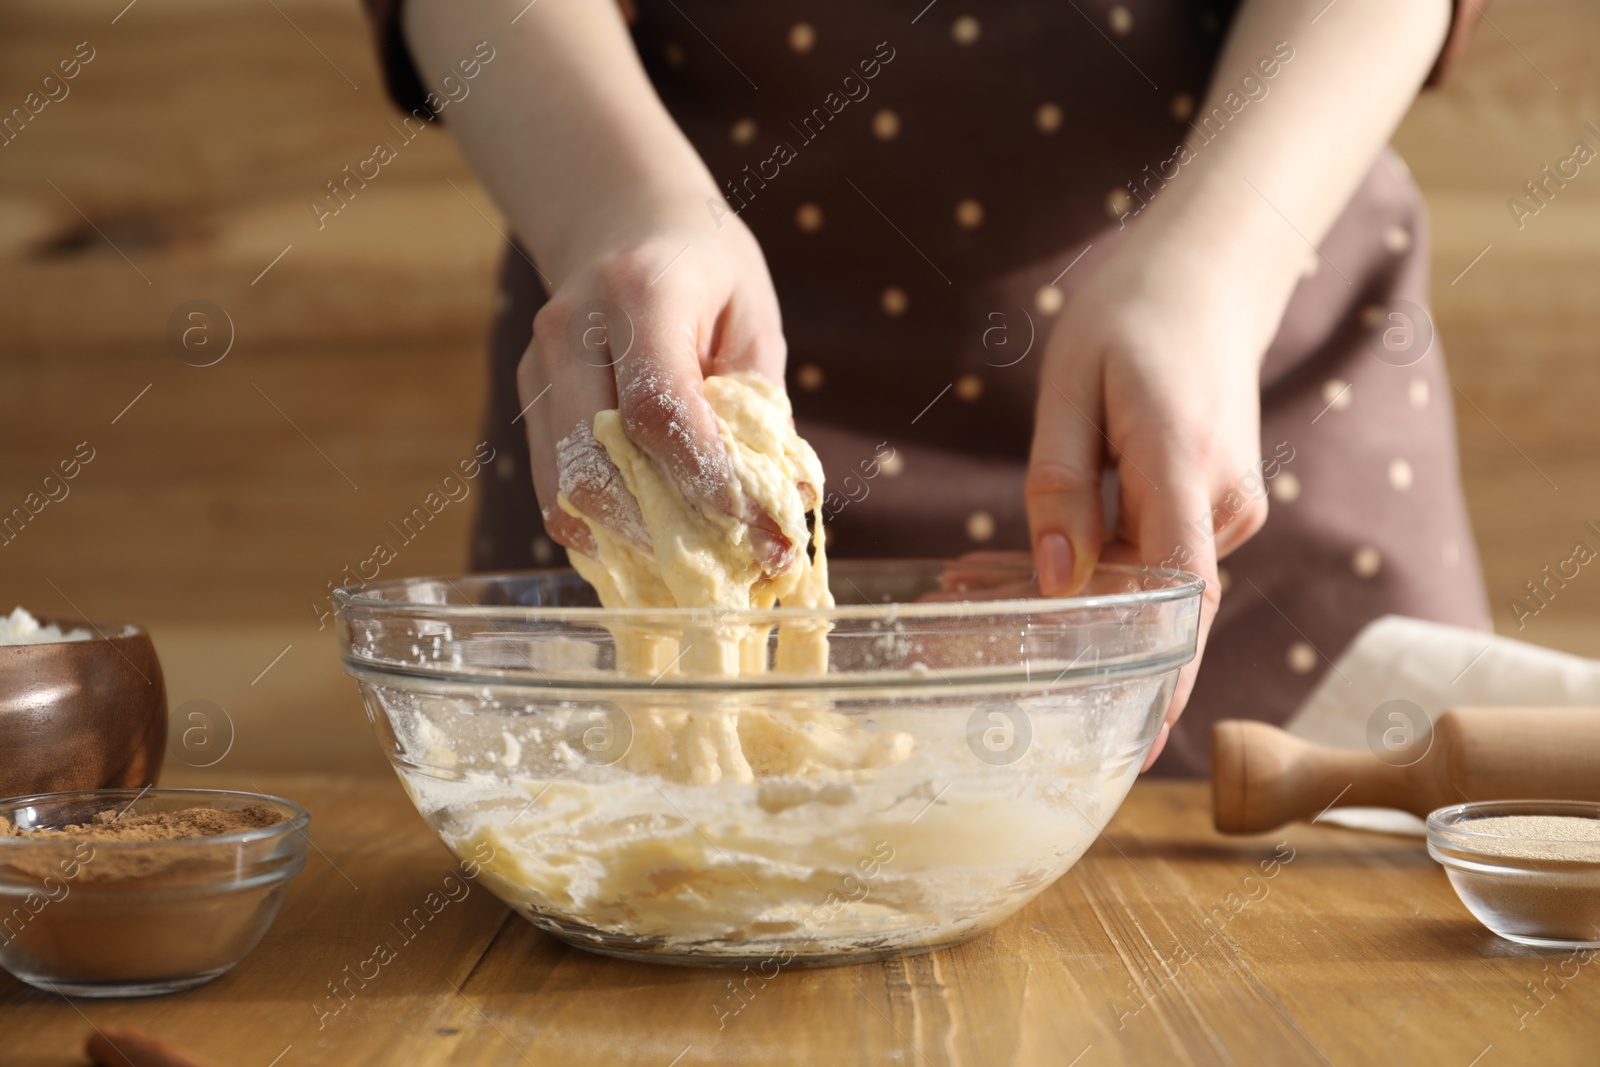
[1427,800,1600,950]
[0,788,309,997]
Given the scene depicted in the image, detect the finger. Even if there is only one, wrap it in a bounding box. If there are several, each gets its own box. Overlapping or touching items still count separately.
[1140,722,1171,773]
[555,422,655,552]
[1126,445,1221,729]
[606,268,733,511]
[517,331,595,556]
[708,293,801,574]
[940,550,1033,592]
[521,298,652,558]
[1211,487,1267,560]
[708,286,787,384]
[1026,360,1106,596]
[609,271,795,574]
[544,304,659,553]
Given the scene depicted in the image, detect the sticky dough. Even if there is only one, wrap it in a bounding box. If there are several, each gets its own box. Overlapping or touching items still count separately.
[552,372,906,787]
[404,372,1127,955]
[560,373,830,621]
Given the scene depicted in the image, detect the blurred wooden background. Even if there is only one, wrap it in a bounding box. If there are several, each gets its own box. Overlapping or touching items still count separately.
[2,0,1598,772]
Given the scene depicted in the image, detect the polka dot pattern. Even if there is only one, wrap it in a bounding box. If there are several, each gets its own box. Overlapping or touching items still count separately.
[966,510,995,542]
[452,1,1490,779]
[1271,471,1301,503]
[1322,379,1352,411]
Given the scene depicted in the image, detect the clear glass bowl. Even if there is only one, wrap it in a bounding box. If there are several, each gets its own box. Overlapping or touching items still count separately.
[0,788,308,996]
[336,560,1202,967]
[1428,800,1600,949]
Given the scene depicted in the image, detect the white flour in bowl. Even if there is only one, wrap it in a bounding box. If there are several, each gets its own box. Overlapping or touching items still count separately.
[1,608,91,645]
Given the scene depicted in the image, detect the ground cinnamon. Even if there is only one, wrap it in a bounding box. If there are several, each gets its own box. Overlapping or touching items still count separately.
[2,804,281,843]
[1,805,283,883]
[0,802,295,989]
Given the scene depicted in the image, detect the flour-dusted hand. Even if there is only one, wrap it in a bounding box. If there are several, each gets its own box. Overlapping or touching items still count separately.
[400,0,797,575]
[517,214,795,575]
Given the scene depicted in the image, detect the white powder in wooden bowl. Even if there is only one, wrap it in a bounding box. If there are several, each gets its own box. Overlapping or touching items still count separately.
[0,607,91,645]
[1462,815,1600,863]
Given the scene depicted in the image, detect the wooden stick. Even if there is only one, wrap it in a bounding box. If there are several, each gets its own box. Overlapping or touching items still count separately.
[85,1027,211,1067]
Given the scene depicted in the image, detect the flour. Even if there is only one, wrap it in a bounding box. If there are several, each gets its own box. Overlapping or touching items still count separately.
[0,607,91,645]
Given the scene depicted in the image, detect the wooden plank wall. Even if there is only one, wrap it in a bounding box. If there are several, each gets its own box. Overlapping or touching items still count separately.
[1394,0,1600,653]
[2,0,1598,657]
[0,0,495,638]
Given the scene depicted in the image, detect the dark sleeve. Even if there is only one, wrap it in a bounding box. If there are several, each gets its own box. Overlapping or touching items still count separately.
[359,0,641,117]
[360,0,435,118]
[1424,0,1485,88]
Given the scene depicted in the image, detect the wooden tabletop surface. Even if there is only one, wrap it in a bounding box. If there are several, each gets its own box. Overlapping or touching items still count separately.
[3,773,1595,1067]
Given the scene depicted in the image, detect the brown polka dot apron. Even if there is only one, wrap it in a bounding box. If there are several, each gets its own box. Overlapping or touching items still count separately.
[363,1,1491,775]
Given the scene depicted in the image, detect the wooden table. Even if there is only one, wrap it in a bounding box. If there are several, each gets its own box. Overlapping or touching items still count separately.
[3,774,1595,1067]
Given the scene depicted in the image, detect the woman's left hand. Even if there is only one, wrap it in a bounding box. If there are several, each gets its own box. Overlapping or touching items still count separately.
[1026,226,1291,764]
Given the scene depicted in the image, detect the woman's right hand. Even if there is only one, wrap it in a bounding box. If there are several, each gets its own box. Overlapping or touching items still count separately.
[399,0,798,571]
[518,205,795,572]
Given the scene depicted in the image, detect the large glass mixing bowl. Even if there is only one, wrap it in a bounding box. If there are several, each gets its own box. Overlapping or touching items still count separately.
[336,560,1201,967]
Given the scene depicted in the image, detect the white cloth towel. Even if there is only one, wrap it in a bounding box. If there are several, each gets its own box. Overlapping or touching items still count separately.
[1280,615,1600,835]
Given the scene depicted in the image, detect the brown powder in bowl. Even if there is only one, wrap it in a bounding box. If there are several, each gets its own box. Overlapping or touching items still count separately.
[0,805,286,883]
[1442,813,1600,945]
[1,804,282,843]
[0,802,300,990]
[1461,815,1600,863]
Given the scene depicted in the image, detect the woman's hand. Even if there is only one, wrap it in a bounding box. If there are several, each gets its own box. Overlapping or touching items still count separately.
[400,0,797,569]
[1027,225,1286,761]
[518,205,794,569]
[1022,0,1450,765]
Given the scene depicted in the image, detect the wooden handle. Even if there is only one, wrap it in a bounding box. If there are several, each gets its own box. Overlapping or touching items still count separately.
[86,1027,211,1067]
[1212,708,1600,834]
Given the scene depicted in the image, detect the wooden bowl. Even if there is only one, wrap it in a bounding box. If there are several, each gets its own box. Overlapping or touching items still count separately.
[0,619,166,799]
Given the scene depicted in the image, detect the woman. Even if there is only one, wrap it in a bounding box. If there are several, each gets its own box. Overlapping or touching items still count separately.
[360,0,1491,774]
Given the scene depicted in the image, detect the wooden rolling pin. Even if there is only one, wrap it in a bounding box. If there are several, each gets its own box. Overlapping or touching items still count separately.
[1211,708,1600,834]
